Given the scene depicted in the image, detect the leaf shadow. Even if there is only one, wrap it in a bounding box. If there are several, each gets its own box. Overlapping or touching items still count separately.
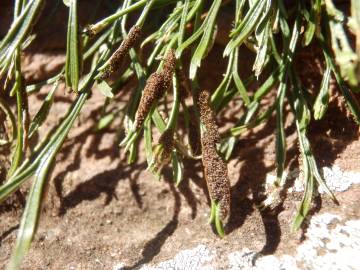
[122,172,181,270]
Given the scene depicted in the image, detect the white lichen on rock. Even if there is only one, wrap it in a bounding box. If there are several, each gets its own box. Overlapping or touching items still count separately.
[319,166,360,193]
[265,165,360,193]
[293,166,360,193]
[228,250,299,270]
[228,213,360,270]
[296,213,360,270]
[115,244,215,270]
[114,211,360,270]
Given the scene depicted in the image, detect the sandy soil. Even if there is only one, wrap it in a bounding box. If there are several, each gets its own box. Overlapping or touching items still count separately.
[1,1,360,269]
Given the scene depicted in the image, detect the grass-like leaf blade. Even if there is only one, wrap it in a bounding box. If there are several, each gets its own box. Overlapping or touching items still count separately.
[313,64,331,120]
[0,0,44,77]
[189,0,221,79]
[28,82,58,138]
[65,0,81,92]
[224,0,268,56]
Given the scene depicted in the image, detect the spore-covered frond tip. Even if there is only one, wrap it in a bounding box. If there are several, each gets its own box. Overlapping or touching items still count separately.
[197,90,221,143]
[149,128,174,176]
[197,90,230,223]
[134,50,176,129]
[100,26,142,80]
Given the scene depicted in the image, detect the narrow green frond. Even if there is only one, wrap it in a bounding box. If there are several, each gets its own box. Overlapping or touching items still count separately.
[0,0,44,78]
[65,0,81,92]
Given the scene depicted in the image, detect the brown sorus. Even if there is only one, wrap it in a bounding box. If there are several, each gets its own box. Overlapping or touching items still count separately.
[201,132,231,220]
[158,128,174,152]
[101,26,142,80]
[196,90,220,143]
[196,89,230,220]
[83,25,97,38]
[162,49,176,85]
[154,129,174,170]
[135,73,166,129]
[187,106,201,155]
[134,50,176,129]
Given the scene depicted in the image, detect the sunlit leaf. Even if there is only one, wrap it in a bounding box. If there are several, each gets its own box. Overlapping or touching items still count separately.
[171,150,183,186]
[97,81,114,98]
[224,0,269,56]
[189,0,221,79]
[65,0,81,92]
[28,82,59,138]
[0,0,45,78]
[96,113,115,131]
[313,64,331,120]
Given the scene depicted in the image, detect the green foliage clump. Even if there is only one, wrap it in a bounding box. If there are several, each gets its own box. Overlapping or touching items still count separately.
[0,0,359,268]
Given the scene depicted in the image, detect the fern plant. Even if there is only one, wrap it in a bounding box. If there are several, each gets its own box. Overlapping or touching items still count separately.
[0,0,359,268]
